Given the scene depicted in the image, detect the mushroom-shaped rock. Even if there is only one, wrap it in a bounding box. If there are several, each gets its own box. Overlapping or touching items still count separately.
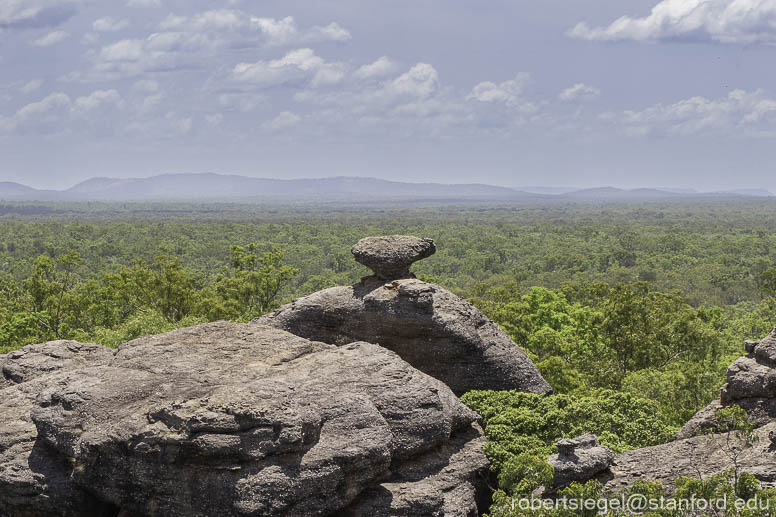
[352,235,436,281]
[547,434,614,489]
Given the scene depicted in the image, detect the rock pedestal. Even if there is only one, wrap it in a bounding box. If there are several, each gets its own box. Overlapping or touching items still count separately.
[547,434,614,489]
[257,236,552,396]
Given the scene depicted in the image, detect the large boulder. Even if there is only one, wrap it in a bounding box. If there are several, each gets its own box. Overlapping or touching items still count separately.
[257,277,551,396]
[256,236,551,396]
[678,327,776,439]
[1,322,490,516]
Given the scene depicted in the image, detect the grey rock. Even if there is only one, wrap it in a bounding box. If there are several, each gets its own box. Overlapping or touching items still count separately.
[547,434,614,489]
[2,340,114,385]
[351,235,436,281]
[256,276,552,396]
[678,327,776,439]
[754,327,776,366]
[0,354,8,389]
[677,397,776,440]
[726,356,776,400]
[676,399,723,440]
[341,423,490,517]
[0,373,118,516]
[605,422,776,494]
[1,322,489,516]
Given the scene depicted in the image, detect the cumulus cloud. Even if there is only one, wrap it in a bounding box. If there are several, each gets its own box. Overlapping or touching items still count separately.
[93,17,131,32]
[0,89,122,134]
[0,0,80,30]
[559,83,601,101]
[468,73,537,112]
[385,63,439,98]
[602,89,776,137]
[31,30,69,47]
[232,48,345,88]
[569,0,776,45]
[354,56,398,80]
[157,11,350,46]
[263,110,301,131]
[83,10,351,80]
[253,16,351,46]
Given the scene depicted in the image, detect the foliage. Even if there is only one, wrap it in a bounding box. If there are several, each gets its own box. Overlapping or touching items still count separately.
[461,389,675,493]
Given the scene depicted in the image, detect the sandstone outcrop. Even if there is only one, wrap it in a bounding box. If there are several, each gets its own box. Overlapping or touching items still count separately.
[548,434,614,489]
[604,422,776,494]
[257,236,552,396]
[678,327,776,440]
[0,322,490,516]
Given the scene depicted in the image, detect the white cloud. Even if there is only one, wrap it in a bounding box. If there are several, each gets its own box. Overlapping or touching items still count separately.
[385,63,439,98]
[354,56,398,80]
[232,48,345,88]
[0,0,81,29]
[252,16,351,46]
[559,83,601,102]
[602,89,776,137]
[263,110,301,131]
[93,17,131,32]
[83,10,350,80]
[468,73,536,112]
[569,0,776,45]
[73,89,121,112]
[20,79,44,94]
[0,89,123,134]
[156,11,350,47]
[32,30,70,47]
[126,0,161,7]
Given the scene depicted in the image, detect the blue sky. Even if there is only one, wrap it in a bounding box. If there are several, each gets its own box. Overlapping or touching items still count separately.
[1,0,775,190]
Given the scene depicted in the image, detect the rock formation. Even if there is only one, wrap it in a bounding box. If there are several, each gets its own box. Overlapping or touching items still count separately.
[257,236,552,396]
[352,235,436,281]
[678,327,776,440]
[604,422,776,494]
[547,434,614,489]
[0,322,490,516]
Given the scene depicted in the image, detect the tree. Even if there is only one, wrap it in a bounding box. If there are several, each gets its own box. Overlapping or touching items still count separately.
[23,251,83,340]
[211,244,299,321]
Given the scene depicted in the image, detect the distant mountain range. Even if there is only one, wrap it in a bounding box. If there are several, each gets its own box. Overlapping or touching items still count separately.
[0,174,773,202]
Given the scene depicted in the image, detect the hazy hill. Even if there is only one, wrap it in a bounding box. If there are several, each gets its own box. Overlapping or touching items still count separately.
[64,174,527,201]
[0,174,773,202]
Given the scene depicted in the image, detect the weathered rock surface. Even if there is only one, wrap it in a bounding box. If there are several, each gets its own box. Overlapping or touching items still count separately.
[2,340,114,385]
[604,422,776,494]
[257,276,552,396]
[678,327,776,439]
[0,322,490,517]
[341,423,489,517]
[351,235,436,281]
[547,434,614,489]
[1,342,119,515]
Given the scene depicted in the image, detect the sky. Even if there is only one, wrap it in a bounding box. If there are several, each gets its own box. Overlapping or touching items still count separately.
[1,0,775,191]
